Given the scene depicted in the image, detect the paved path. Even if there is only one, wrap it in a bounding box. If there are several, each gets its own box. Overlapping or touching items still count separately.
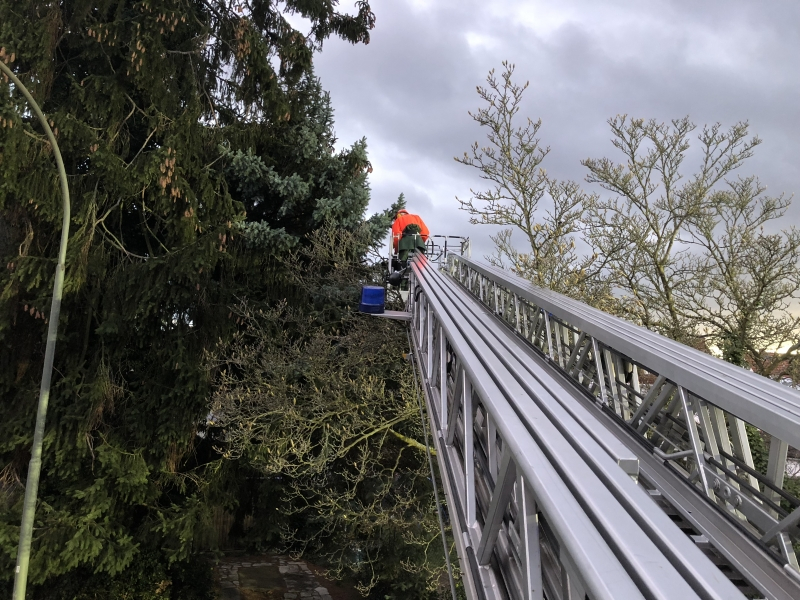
[215,554,358,600]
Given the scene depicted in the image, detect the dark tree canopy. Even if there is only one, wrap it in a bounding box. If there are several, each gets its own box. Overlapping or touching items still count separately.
[0,0,396,589]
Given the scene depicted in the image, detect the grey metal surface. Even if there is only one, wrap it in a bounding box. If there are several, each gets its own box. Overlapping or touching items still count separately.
[450,255,800,449]
[443,253,800,598]
[368,310,412,321]
[408,255,748,599]
[500,312,800,600]
[410,262,647,600]
[428,267,751,598]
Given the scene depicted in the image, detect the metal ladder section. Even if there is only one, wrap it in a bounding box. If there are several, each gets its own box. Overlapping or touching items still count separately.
[407,254,800,600]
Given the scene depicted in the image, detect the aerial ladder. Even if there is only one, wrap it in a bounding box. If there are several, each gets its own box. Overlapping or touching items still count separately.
[398,250,800,600]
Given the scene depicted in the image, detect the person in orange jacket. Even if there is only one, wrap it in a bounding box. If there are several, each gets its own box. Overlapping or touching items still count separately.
[391,209,430,253]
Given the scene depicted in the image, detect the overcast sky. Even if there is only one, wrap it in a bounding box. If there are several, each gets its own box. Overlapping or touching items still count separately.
[307,0,799,260]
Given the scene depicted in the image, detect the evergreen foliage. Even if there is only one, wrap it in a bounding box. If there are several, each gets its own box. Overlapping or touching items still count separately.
[0,0,394,593]
[207,226,456,598]
[27,551,214,600]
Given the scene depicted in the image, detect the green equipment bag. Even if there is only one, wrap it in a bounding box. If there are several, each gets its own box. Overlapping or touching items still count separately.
[398,224,426,262]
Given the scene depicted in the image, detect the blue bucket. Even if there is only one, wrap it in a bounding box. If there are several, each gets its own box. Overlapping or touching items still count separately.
[359,285,385,314]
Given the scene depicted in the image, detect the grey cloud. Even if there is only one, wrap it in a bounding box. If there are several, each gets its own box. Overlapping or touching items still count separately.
[313,0,800,253]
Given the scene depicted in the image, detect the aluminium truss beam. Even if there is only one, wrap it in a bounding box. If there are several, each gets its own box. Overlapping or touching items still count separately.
[440,253,800,600]
[408,255,742,600]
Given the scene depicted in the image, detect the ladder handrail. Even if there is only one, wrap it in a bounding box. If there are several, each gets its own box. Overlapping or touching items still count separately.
[408,255,745,599]
[447,253,800,449]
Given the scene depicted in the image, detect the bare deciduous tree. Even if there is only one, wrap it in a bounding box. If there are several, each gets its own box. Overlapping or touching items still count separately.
[683,177,800,374]
[455,62,608,305]
[207,226,454,596]
[582,116,761,343]
[458,63,800,383]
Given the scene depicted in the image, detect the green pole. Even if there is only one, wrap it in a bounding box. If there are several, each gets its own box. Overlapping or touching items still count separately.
[0,59,71,600]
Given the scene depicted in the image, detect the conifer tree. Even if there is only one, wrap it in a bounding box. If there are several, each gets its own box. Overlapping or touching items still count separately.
[0,0,383,589]
[208,225,454,598]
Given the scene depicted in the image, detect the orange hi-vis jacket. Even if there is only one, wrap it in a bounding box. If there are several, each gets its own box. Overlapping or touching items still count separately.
[391,210,430,252]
